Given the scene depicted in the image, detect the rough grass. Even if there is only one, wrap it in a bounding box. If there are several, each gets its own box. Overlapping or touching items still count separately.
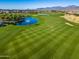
[0,13,79,59]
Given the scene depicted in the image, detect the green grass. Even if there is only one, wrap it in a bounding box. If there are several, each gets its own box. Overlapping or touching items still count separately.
[0,13,79,59]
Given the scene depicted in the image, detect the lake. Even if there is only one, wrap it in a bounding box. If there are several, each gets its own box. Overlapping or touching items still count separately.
[16,17,38,26]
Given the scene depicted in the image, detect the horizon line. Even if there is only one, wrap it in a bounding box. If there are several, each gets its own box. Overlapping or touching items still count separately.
[0,5,79,10]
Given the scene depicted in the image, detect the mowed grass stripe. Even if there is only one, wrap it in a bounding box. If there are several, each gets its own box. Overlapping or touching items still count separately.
[36,26,73,59]
[12,22,65,54]
[1,28,23,55]
[41,15,64,26]
[0,26,16,41]
[28,24,72,58]
[8,13,68,58]
[23,24,66,39]
[11,21,67,59]
[18,22,66,48]
[0,27,22,46]
[0,25,21,42]
[61,29,79,59]
[0,27,23,57]
[14,24,69,57]
[0,26,21,44]
[14,20,66,48]
[0,13,78,59]
[71,44,79,59]
[51,28,78,59]
[21,16,65,35]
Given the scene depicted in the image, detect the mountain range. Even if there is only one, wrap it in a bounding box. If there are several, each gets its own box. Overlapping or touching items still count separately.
[37,5,79,11]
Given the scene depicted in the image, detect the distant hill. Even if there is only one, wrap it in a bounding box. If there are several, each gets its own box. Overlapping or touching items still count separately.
[37,5,79,12]
[0,5,79,14]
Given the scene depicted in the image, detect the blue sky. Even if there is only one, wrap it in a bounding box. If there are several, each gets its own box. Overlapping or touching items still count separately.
[0,0,79,9]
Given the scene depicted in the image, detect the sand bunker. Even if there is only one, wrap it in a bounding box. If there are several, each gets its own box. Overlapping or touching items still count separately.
[63,15,79,24]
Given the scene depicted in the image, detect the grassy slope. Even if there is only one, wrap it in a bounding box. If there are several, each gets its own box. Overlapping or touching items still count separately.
[0,13,79,59]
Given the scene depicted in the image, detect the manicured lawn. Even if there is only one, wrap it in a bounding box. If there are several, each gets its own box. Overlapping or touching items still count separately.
[0,13,79,59]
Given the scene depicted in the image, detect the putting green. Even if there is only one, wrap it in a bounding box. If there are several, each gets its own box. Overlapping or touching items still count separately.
[0,13,79,59]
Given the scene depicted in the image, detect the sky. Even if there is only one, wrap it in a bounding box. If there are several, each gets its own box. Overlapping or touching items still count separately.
[0,0,79,9]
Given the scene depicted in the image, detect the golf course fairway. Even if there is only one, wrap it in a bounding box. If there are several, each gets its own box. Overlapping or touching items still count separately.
[0,13,79,59]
